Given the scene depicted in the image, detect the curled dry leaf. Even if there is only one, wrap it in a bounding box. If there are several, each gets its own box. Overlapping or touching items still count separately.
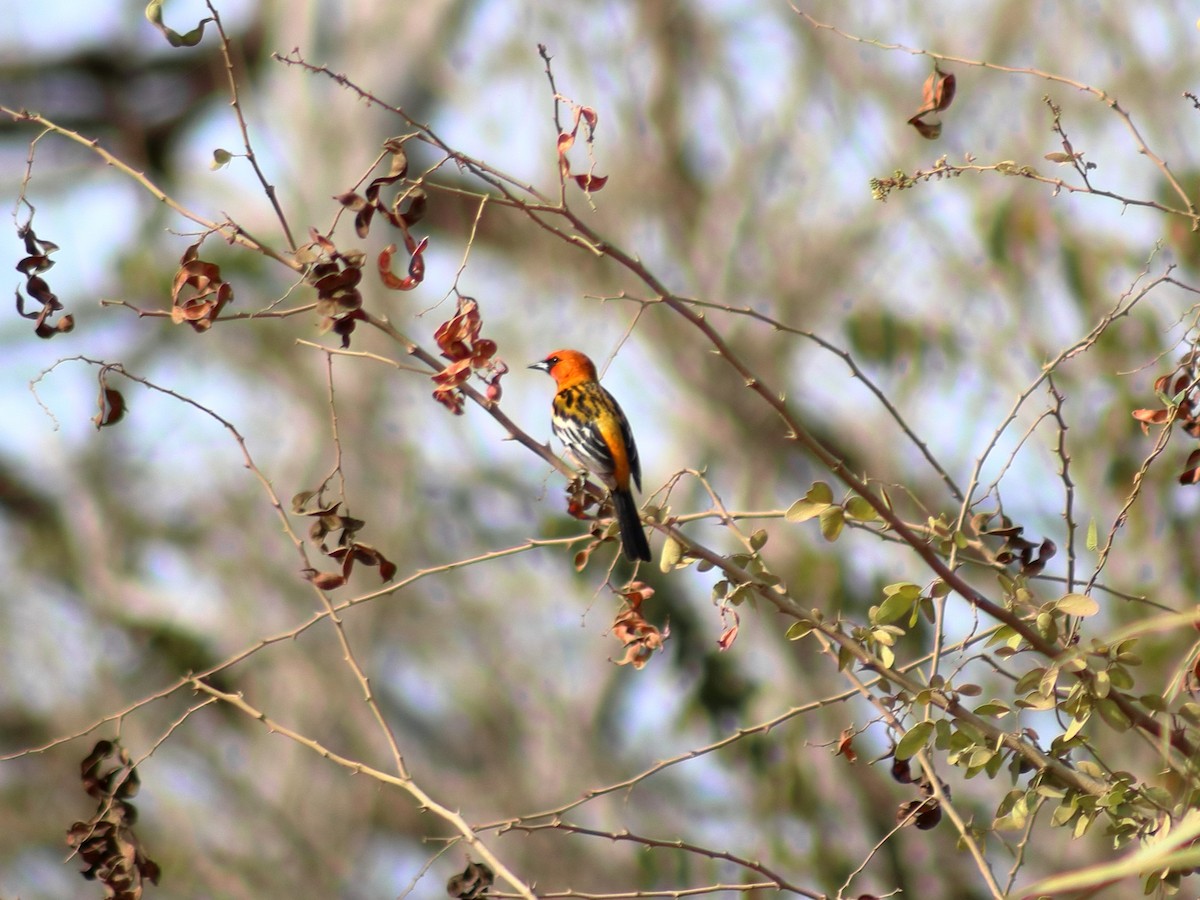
[908,66,956,140]
[68,739,160,896]
[1132,408,1171,424]
[573,173,609,192]
[446,860,494,900]
[93,387,126,429]
[14,225,73,338]
[170,240,233,332]
[378,237,428,292]
[835,727,858,763]
[556,103,608,191]
[305,570,346,590]
[1180,449,1200,485]
[611,598,667,669]
[429,297,507,415]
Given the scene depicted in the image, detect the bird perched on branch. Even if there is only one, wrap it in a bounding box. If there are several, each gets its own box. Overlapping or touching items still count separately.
[530,349,652,562]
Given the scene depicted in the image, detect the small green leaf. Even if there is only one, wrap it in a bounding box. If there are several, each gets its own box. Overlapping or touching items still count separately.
[145,0,211,47]
[877,643,895,668]
[895,721,935,760]
[875,591,918,626]
[659,536,683,572]
[749,528,768,551]
[1086,517,1098,551]
[1056,593,1099,617]
[210,148,232,170]
[837,644,854,671]
[1062,712,1088,742]
[785,482,833,522]
[1095,698,1131,731]
[844,496,878,521]
[973,701,1011,718]
[1139,693,1166,712]
[819,506,845,542]
[785,620,813,641]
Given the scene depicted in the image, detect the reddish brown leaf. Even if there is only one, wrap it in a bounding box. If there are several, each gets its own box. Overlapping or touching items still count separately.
[432,358,472,387]
[932,71,956,112]
[306,571,346,590]
[377,237,429,291]
[1132,408,1171,424]
[611,603,667,669]
[395,188,428,227]
[908,68,955,140]
[573,173,609,192]
[470,338,497,365]
[836,727,858,763]
[93,386,126,429]
[717,622,739,650]
[908,116,942,140]
[334,191,368,211]
[432,385,465,415]
[915,68,956,116]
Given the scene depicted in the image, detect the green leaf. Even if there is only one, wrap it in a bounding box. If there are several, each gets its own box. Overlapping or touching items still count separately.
[748,528,768,551]
[1095,698,1131,731]
[1014,668,1046,695]
[785,620,813,641]
[837,644,854,671]
[145,0,211,47]
[659,536,683,572]
[1086,517,1098,551]
[819,506,845,542]
[973,700,1011,718]
[895,721,935,760]
[1062,712,1088,742]
[844,496,878,521]
[1021,810,1200,896]
[1056,593,1099,617]
[785,482,833,522]
[210,148,232,170]
[875,590,918,626]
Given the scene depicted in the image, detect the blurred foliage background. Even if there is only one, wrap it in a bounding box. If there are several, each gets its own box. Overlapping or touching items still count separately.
[3,1,1200,897]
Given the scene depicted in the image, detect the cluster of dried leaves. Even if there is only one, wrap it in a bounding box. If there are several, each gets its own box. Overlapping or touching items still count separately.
[289,138,432,348]
[336,139,429,287]
[610,582,667,669]
[170,240,233,332]
[556,105,608,193]
[908,66,956,140]
[66,740,160,899]
[15,224,73,338]
[293,490,397,590]
[431,298,507,414]
[302,229,369,347]
[1133,353,1200,484]
[975,514,1057,577]
[446,860,493,899]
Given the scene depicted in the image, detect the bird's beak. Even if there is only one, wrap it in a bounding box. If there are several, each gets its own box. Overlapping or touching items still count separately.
[528,360,550,373]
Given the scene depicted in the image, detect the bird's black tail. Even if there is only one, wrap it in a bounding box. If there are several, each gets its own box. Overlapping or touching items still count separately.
[613,488,651,562]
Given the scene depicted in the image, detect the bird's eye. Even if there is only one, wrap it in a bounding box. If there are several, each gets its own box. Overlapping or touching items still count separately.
[548,356,559,365]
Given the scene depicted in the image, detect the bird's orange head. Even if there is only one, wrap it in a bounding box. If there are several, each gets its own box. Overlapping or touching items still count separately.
[529,349,599,390]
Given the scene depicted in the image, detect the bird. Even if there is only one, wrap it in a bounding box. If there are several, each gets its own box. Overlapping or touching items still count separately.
[530,349,652,562]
